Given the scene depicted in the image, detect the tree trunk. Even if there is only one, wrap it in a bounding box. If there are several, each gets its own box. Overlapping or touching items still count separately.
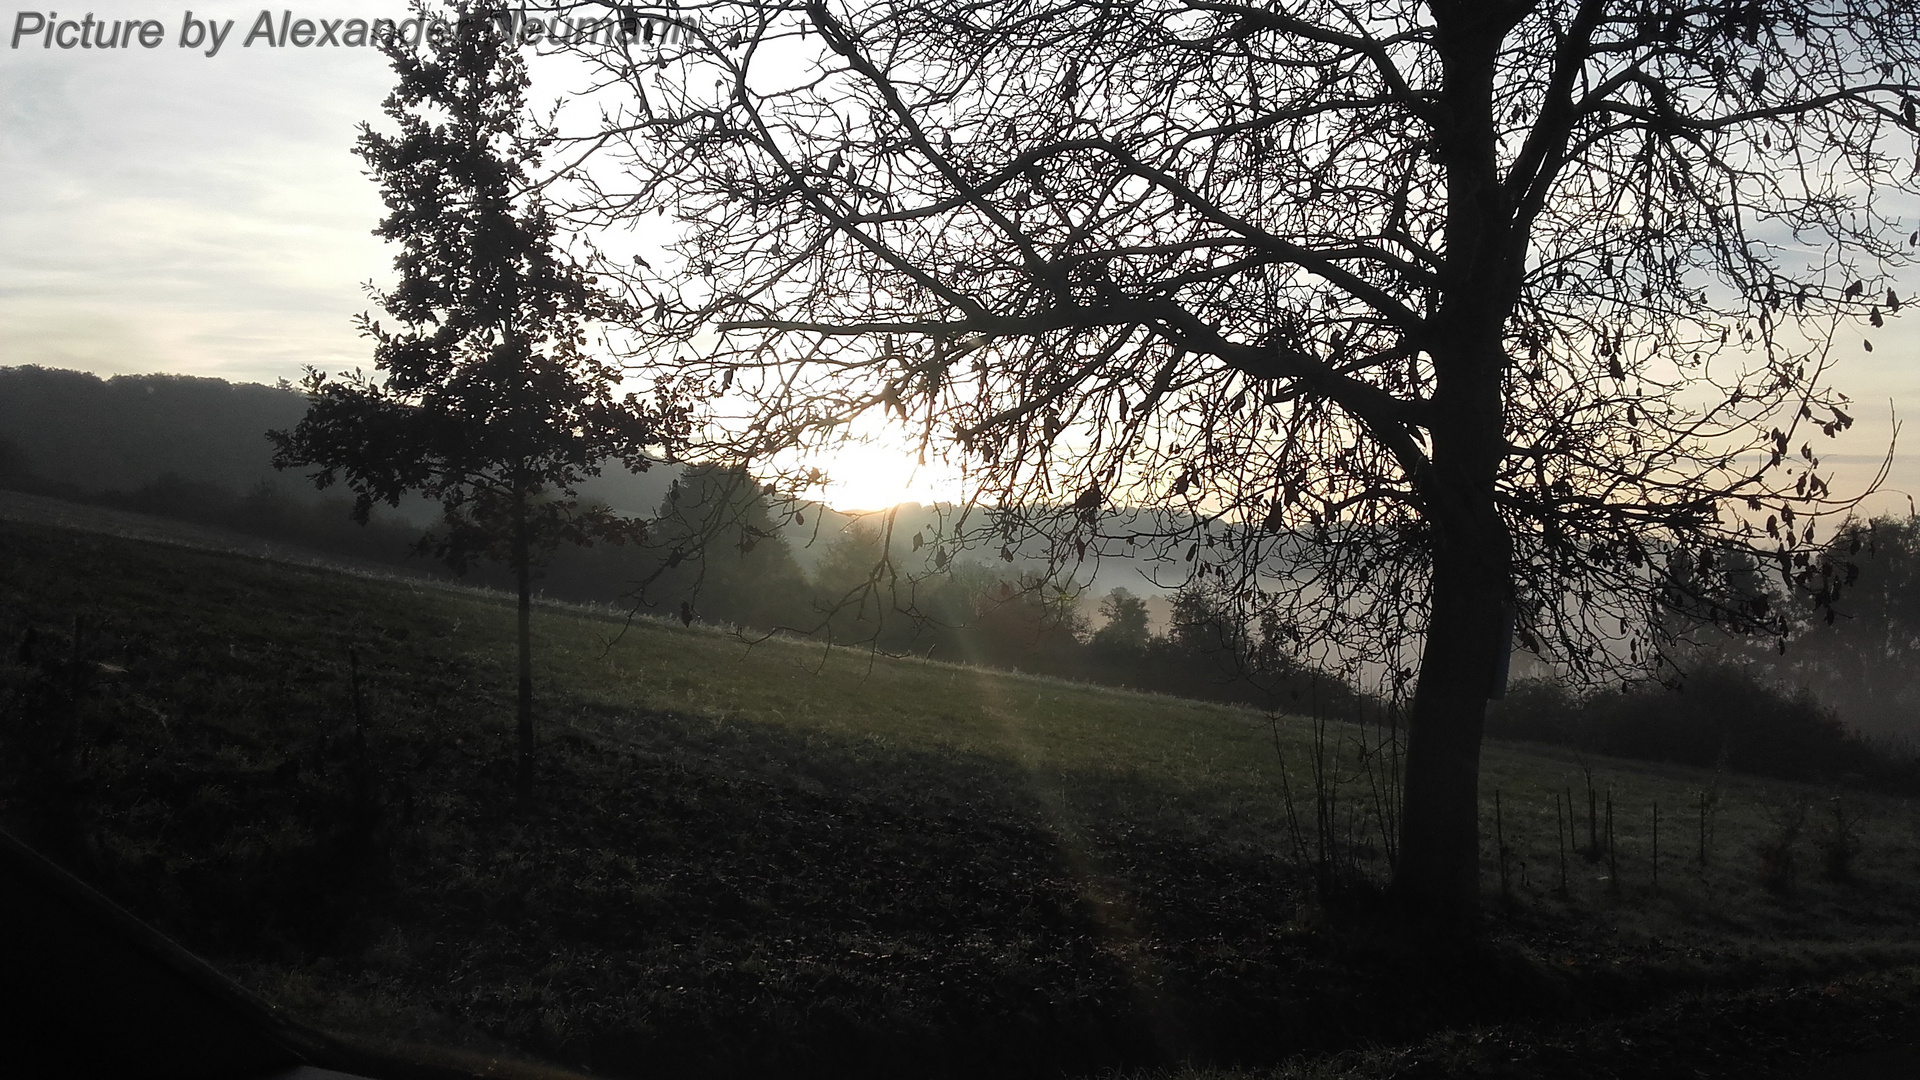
[514,487,534,800]
[1388,332,1515,932]
[1391,510,1508,930]
[1387,9,1523,933]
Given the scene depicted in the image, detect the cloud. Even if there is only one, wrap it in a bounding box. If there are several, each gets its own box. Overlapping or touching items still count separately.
[3,2,1920,511]
[0,5,398,382]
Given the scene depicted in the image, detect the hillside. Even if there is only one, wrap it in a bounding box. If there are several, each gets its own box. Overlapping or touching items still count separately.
[2,516,1918,1079]
[0,365,676,519]
[17,364,1915,762]
[0,366,1190,613]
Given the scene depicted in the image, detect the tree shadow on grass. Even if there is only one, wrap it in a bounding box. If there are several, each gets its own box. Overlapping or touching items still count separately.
[330,700,1579,1079]
[2,672,1577,1080]
[0,519,1620,1078]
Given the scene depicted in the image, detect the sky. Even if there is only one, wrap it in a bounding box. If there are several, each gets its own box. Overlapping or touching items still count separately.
[1,5,400,381]
[4,3,1920,516]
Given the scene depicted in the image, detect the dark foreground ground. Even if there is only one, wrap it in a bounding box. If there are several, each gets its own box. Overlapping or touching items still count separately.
[1,511,1917,1080]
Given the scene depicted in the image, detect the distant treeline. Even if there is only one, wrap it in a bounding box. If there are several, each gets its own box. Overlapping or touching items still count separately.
[0,366,310,497]
[1488,667,1920,793]
[0,365,670,521]
[777,515,1368,714]
[7,365,1919,787]
[0,366,1339,711]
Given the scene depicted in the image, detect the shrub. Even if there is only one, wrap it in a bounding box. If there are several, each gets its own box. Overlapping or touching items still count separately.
[1487,664,1907,792]
[1485,678,1581,744]
[1815,797,1866,884]
[1755,797,1808,895]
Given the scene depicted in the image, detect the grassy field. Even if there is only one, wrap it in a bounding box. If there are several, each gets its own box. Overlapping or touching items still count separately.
[2,514,1918,1079]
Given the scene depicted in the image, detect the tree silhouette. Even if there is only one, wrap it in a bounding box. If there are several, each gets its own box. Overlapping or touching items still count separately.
[272,2,686,797]
[642,464,810,629]
[569,0,1917,926]
[1091,588,1152,655]
[1760,514,1920,739]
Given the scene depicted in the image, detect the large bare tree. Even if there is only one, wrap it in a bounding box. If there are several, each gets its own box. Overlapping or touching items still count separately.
[550,0,1919,926]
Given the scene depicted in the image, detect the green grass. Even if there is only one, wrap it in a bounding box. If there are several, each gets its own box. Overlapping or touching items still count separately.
[3,515,1918,1079]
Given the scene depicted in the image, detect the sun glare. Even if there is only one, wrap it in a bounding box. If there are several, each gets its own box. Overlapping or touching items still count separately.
[804,436,967,513]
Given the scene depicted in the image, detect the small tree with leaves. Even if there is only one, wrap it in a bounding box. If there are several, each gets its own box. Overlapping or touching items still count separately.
[272,2,686,797]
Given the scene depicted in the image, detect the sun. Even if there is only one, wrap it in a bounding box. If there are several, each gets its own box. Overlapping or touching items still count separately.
[804,435,966,513]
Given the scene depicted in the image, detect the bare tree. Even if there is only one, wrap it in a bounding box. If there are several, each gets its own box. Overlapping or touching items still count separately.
[553,0,1919,927]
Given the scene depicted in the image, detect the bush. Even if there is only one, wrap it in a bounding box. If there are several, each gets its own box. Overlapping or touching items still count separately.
[1484,679,1581,745]
[1584,664,1864,782]
[1756,798,1808,895]
[1815,797,1866,883]
[1487,664,1910,792]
